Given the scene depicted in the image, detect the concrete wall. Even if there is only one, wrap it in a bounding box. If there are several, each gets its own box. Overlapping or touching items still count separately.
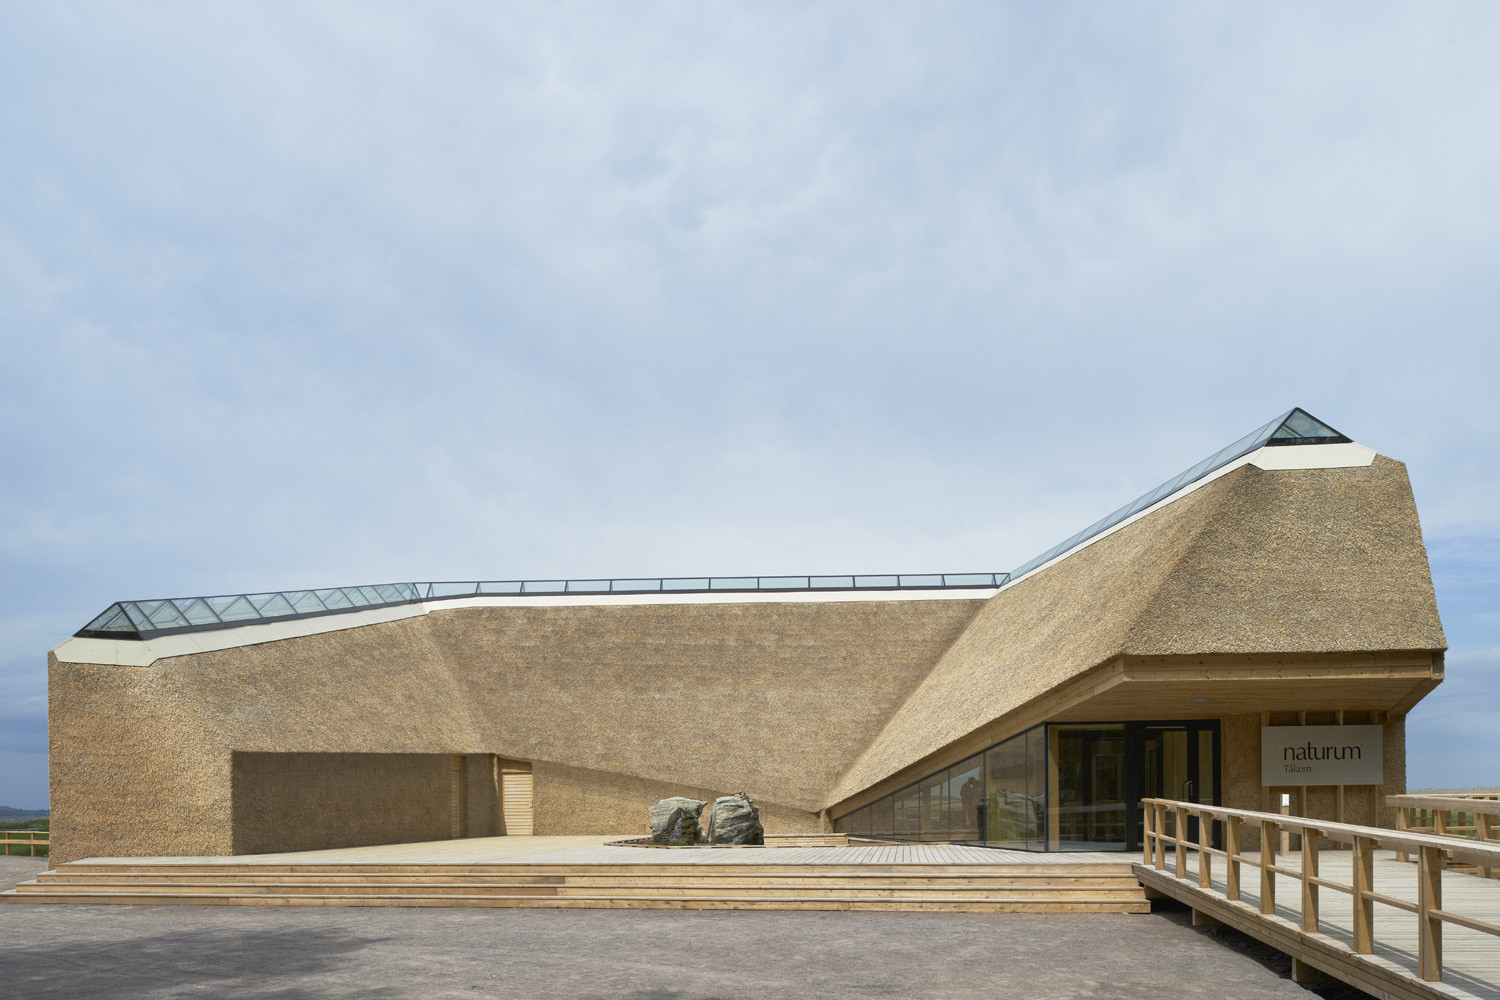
[1220,711,1407,849]
[532,760,825,837]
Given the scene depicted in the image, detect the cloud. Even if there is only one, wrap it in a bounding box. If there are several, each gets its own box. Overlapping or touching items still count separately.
[1,2,1499,807]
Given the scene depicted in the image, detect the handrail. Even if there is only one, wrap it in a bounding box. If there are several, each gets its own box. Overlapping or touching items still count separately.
[1141,796,1500,984]
[0,829,49,858]
[1389,794,1498,878]
[1389,793,1500,814]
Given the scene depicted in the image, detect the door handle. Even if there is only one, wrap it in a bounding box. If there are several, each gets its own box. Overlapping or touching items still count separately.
[1184,780,1195,802]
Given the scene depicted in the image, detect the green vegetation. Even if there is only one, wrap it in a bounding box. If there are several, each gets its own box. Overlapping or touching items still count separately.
[1,817,49,857]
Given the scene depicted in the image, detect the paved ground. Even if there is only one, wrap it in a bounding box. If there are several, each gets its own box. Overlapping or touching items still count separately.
[0,890,1371,999]
[1,856,47,892]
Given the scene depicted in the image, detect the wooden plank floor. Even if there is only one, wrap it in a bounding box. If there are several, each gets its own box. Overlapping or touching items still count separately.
[77,836,1127,867]
[1139,848,1500,1000]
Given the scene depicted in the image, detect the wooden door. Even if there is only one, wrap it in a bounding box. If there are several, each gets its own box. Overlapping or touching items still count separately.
[500,766,533,835]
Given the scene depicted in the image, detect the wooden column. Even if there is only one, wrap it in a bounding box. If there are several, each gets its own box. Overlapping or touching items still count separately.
[1335,710,1346,824]
[1352,835,1375,954]
[1260,819,1278,915]
[1418,845,1444,982]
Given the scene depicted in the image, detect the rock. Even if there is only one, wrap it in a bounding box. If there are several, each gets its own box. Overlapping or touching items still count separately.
[706,792,764,845]
[648,797,707,844]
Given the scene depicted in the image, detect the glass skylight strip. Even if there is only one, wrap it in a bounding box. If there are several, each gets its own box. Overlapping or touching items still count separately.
[76,572,1006,638]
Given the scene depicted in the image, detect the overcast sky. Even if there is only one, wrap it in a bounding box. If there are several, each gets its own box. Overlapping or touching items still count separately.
[2,3,1497,809]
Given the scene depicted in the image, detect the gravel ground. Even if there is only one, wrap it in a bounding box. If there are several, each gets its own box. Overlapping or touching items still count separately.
[0,892,1374,1000]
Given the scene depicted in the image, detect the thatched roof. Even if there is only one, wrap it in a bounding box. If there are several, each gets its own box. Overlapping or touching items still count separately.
[827,456,1445,803]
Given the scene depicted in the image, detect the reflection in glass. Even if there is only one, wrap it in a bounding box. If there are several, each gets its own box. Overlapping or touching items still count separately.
[948,756,984,842]
[894,784,921,838]
[920,770,948,841]
[985,734,1038,848]
[873,794,895,838]
[1053,724,1127,850]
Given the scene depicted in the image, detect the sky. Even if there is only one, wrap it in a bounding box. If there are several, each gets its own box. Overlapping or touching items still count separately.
[1,3,1497,809]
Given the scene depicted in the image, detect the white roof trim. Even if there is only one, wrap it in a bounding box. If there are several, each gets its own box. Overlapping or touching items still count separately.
[51,587,996,667]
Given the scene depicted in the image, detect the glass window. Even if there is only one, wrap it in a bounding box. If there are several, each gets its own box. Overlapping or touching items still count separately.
[947,755,984,842]
[873,795,895,838]
[1051,724,1127,850]
[920,770,948,841]
[985,733,1031,847]
[851,805,872,836]
[894,784,921,839]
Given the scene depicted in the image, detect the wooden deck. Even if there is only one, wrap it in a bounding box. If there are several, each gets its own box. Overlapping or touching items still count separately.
[1137,848,1500,1000]
[2,836,1145,912]
[68,836,1128,867]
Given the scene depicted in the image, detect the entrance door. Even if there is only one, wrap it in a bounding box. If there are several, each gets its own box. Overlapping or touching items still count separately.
[1127,721,1219,852]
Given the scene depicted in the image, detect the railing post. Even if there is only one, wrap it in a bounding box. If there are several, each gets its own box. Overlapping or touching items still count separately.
[1260,819,1278,915]
[1435,809,1450,838]
[1175,805,1187,878]
[1198,811,1212,889]
[1227,816,1241,901]
[1418,845,1444,981]
[1396,806,1409,863]
[1480,813,1496,880]
[1301,828,1320,933]
[1143,801,1153,866]
[1154,804,1166,871]
[1352,835,1375,954]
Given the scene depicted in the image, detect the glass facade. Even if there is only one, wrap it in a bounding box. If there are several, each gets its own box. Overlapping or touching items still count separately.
[837,725,1048,848]
[1052,724,1127,850]
[836,720,1220,853]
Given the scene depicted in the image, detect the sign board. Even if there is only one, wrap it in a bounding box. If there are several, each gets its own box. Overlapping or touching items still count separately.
[1261,725,1382,786]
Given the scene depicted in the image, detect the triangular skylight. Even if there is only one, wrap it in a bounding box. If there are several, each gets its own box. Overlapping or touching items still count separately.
[1266,408,1350,446]
[1007,407,1353,581]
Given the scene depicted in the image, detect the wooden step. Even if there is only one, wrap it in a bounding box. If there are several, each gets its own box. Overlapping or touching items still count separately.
[15,879,1147,900]
[33,870,1137,888]
[3,858,1150,913]
[2,888,1149,912]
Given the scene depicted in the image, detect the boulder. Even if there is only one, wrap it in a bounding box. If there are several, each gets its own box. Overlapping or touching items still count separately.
[706,792,764,846]
[648,797,707,844]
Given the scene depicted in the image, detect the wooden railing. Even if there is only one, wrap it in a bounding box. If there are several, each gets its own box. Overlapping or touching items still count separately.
[1389,794,1499,877]
[0,830,49,857]
[1141,797,1500,984]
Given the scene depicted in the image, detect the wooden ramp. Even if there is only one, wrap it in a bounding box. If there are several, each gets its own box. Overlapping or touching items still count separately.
[1137,849,1500,1000]
[2,838,1147,913]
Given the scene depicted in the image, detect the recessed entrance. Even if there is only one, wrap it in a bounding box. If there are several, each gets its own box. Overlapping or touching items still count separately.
[1127,721,1220,853]
[1047,720,1220,852]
